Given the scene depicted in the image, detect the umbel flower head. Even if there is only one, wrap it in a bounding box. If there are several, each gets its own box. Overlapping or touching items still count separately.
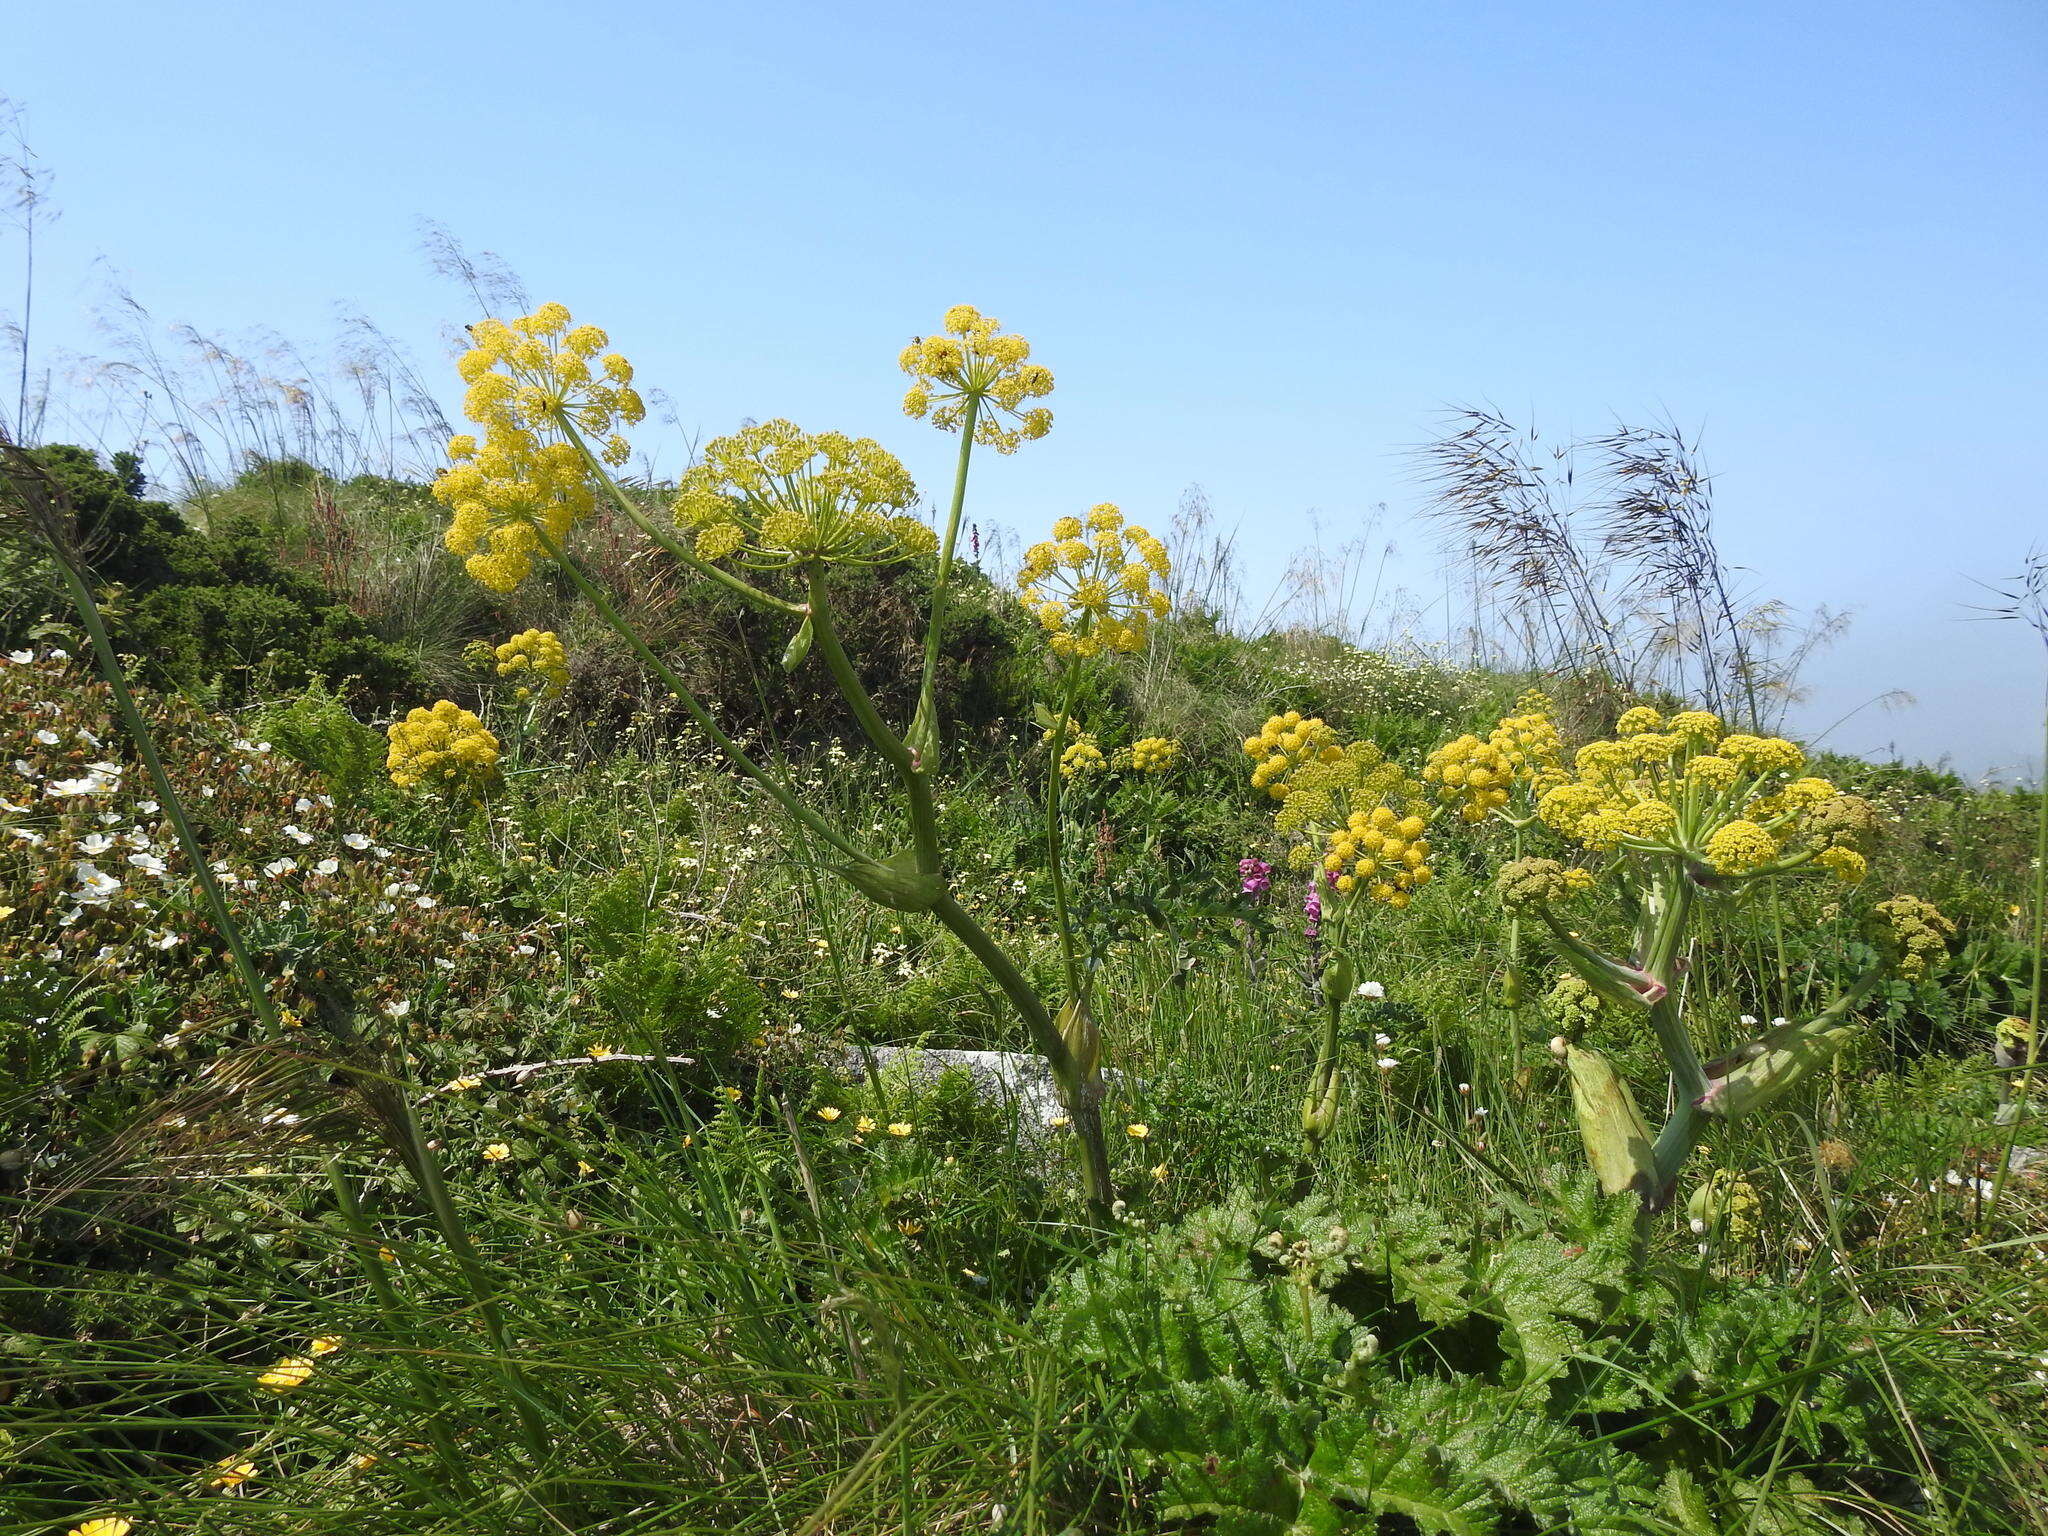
[1257,737,1434,910]
[386,701,500,792]
[1243,712,1342,802]
[1124,735,1180,774]
[494,628,569,700]
[1423,688,1567,823]
[1501,703,1877,884]
[433,302,646,592]
[1016,504,1171,657]
[900,304,1054,453]
[673,419,934,569]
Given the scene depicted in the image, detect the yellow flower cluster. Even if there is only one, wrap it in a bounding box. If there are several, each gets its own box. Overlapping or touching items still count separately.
[1060,736,1106,778]
[900,304,1054,453]
[433,302,645,592]
[386,701,500,792]
[1242,712,1343,802]
[494,627,568,700]
[1508,704,1871,882]
[1255,735,1433,909]
[1319,804,1434,908]
[1874,895,1954,980]
[1016,504,1171,657]
[1126,736,1180,773]
[673,419,934,569]
[1423,690,1566,823]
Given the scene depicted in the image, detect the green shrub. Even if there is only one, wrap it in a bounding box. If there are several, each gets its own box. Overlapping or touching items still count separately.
[13,444,423,703]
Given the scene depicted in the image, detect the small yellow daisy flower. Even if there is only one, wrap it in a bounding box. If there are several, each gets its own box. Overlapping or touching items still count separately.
[258,1356,313,1392]
[816,1106,843,1122]
[209,1455,257,1489]
[1126,1123,1150,1140]
[482,1142,512,1163]
[887,1122,913,1138]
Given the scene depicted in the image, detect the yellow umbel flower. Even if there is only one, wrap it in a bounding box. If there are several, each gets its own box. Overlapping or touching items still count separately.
[1704,819,1779,875]
[386,701,500,792]
[1060,736,1106,778]
[493,628,569,700]
[899,304,1053,453]
[1874,895,1954,980]
[1423,691,1563,823]
[672,419,932,569]
[1265,738,1433,911]
[1499,696,1868,884]
[1017,504,1172,658]
[1242,712,1342,802]
[1127,736,1180,773]
[433,303,645,592]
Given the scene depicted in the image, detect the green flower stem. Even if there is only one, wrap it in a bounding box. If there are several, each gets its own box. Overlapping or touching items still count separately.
[1041,656,1089,1004]
[49,547,281,1035]
[1302,990,1344,1159]
[805,567,942,875]
[926,892,1113,1211]
[556,415,804,617]
[533,525,864,862]
[910,397,982,747]
[1642,873,1705,1103]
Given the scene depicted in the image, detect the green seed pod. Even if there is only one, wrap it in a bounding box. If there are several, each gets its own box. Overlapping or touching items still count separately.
[1056,995,1101,1082]
[1321,952,1356,1010]
[780,615,814,672]
[836,848,946,913]
[1560,1042,1655,1198]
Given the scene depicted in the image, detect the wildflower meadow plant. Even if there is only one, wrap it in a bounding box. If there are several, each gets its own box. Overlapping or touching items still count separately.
[423,301,1155,1208]
[1453,699,1948,1210]
[1241,711,1434,1155]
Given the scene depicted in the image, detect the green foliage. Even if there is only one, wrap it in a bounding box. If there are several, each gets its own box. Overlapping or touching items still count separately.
[15,444,424,703]
[253,675,388,797]
[1044,1183,2021,1532]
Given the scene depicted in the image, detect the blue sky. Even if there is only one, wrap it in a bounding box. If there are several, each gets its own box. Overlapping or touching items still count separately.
[9,0,2045,776]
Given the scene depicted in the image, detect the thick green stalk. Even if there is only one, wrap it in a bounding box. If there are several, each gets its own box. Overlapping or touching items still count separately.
[1040,657,1089,1002]
[1302,991,1345,1160]
[805,567,942,875]
[909,398,982,749]
[926,892,1113,1210]
[533,525,863,861]
[51,552,281,1034]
